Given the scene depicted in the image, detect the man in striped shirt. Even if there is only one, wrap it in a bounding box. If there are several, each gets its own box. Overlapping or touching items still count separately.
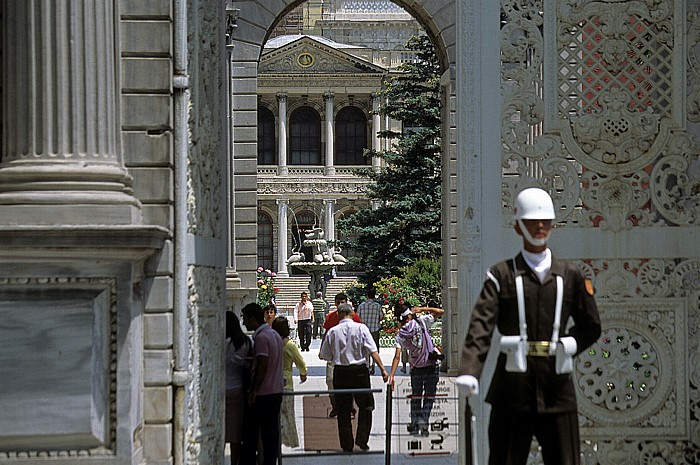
[356,288,382,374]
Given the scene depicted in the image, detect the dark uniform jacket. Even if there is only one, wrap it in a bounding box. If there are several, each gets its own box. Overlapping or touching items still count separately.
[460,253,601,414]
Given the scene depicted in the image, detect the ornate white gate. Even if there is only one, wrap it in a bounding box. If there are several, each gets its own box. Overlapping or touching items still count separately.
[467,0,700,462]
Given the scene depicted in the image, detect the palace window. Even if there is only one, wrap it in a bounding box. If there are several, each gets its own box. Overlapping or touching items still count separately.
[290,106,321,165]
[258,107,276,165]
[336,106,368,165]
[257,210,274,271]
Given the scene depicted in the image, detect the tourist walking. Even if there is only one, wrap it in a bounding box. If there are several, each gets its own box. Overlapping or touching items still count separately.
[225,312,252,465]
[240,303,284,465]
[388,303,444,436]
[271,316,307,448]
[294,292,314,351]
[311,291,327,339]
[356,288,382,374]
[320,303,388,452]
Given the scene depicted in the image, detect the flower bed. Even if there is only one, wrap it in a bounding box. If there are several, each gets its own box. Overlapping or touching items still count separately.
[379,320,442,349]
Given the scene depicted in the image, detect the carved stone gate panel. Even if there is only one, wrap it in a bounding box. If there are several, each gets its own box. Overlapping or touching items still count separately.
[500,0,700,462]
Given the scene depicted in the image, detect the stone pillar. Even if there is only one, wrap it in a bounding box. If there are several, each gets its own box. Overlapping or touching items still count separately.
[372,93,382,171]
[324,199,336,256]
[0,1,141,225]
[324,92,335,175]
[277,93,288,175]
[277,199,289,276]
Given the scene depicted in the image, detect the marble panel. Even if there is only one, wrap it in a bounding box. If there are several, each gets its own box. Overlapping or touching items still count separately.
[0,287,112,451]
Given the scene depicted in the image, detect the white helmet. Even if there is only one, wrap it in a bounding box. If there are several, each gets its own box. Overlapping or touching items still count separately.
[514,188,555,247]
[514,188,556,220]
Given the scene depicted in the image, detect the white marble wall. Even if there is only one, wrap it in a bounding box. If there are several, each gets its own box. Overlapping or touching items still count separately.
[0,290,110,450]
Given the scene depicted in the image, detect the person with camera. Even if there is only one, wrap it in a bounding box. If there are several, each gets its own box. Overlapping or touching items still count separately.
[388,302,444,436]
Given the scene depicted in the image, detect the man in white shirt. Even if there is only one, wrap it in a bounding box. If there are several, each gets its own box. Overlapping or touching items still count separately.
[320,303,388,452]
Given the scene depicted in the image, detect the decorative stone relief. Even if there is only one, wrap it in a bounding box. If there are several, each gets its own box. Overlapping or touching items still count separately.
[687,5,700,123]
[259,39,383,75]
[560,89,670,174]
[581,170,651,231]
[186,265,225,465]
[259,76,384,88]
[577,301,685,436]
[258,180,369,196]
[501,0,700,230]
[187,1,224,239]
[538,258,700,464]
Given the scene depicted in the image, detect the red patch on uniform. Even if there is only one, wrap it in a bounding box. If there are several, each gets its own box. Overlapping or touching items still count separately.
[585,279,595,296]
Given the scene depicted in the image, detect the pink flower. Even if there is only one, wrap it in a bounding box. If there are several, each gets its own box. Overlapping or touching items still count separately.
[257,279,264,285]
[271,272,276,277]
[257,266,263,272]
[265,269,272,274]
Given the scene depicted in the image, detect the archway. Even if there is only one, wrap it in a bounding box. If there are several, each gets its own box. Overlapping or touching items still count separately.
[229,0,459,357]
[225,0,462,461]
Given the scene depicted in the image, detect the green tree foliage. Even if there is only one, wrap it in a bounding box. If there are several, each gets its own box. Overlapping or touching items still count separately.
[338,35,442,285]
[400,257,442,307]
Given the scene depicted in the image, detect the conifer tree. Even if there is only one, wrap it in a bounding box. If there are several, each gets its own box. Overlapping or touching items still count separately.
[338,35,441,285]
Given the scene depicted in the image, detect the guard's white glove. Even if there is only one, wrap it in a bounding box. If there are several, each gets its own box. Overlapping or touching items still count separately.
[455,375,479,396]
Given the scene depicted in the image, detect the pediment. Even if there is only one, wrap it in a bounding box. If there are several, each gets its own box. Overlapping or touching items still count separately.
[259,36,386,75]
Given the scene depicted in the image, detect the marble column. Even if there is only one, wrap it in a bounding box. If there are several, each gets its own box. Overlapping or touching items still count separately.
[324,92,335,175]
[277,199,289,276]
[0,1,142,225]
[324,199,336,257]
[372,93,382,171]
[277,93,288,176]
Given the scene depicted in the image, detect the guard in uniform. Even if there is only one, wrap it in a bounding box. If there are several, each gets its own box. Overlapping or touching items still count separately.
[456,188,601,465]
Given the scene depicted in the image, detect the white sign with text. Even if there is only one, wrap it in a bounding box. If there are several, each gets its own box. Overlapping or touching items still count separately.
[392,376,458,457]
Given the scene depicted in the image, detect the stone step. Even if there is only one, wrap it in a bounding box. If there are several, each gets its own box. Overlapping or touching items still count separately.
[272,275,358,312]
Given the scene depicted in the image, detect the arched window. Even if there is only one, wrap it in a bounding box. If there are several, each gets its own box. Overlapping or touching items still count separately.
[258,107,276,165]
[336,106,368,165]
[257,210,274,271]
[291,209,318,275]
[289,106,321,165]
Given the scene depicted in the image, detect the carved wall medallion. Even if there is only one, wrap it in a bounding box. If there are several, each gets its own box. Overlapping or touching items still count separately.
[297,52,314,68]
[576,301,686,438]
[561,89,671,176]
[581,170,651,231]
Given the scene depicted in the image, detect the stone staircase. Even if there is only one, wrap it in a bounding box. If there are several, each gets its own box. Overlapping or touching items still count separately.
[273,275,358,314]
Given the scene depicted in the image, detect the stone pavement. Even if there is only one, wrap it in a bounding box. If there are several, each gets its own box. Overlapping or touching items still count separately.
[270,338,460,465]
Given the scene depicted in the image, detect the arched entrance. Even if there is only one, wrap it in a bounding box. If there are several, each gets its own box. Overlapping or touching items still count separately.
[223,1,461,464]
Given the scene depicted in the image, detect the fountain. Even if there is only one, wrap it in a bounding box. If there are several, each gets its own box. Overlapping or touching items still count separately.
[286,227,346,298]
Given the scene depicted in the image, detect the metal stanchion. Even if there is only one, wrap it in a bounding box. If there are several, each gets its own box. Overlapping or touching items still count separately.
[464,394,479,465]
[385,383,392,465]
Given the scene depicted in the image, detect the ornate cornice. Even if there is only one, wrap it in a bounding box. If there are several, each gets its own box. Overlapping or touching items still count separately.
[258,75,385,90]
[258,178,370,199]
